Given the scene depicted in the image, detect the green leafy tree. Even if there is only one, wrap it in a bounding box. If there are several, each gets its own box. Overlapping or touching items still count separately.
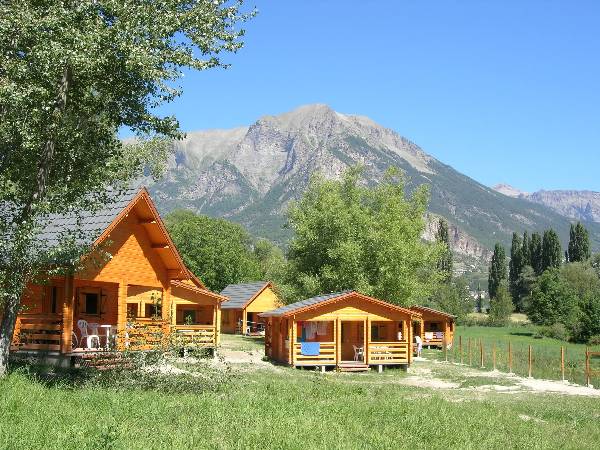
[541,229,562,271]
[436,218,453,283]
[287,167,444,305]
[508,232,524,309]
[0,0,252,375]
[527,269,579,329]
[567,222,591,262]
[516,265,536,312]
[488,282,513,326]
[530,232,544,275]
[429,277,473,323]
[521,231,531,267]
[578,293,600,343]
[488,243,507,299]
[165,210,261,292]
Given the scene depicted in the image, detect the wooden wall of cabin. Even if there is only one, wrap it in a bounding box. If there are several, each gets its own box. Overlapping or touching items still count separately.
[245,287,282,314]
[170,285,216,326]
[221,309,242,333]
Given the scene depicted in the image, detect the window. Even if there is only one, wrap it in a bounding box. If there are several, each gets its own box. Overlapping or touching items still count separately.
[127,303,139,318]
[145,303,160,318]
[84,293,99,315]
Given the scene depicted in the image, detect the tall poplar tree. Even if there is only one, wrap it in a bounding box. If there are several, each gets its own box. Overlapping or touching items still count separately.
[436,218,453,282]
[567,222,591,262]
[488,243,507,299]
[530,232,544,275]
[508,232,523,307]
[542,229,562,271]
[522,231,531,267]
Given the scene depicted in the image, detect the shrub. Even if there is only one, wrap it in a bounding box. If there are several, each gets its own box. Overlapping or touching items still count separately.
[538,323,570,341]
[588,335,600,346]
[487,282,513,327]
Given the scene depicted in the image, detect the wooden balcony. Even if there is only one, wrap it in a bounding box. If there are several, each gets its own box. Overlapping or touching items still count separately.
[172,325,217,347]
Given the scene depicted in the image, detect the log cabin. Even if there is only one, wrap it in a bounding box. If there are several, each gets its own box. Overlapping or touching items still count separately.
[410,305,455,349]
[260,290,422,372]
[220,281,282,334]
[8,187,225,364]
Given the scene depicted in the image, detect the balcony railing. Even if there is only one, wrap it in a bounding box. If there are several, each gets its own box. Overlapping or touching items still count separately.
[11,314,62,352]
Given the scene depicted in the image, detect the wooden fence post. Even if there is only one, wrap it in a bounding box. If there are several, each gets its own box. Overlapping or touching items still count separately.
[561,346,565,382]
[508,341,512,374]
[528,345,532,378]
[492,341,496,371]
[480,339,484,368]
[459,336,463,365]
[586,348,590,387]
[444,336,448,362]
[468,338,472,366]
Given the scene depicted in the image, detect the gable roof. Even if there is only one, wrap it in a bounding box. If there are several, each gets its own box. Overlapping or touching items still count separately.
[220,281,272,310]
[31,186,191,279]
[260,290,419,318]
[410,305,456,319]
[171,280,227,303]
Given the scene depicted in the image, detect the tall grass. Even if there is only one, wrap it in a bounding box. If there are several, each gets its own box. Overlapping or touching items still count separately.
[433,325,600,386]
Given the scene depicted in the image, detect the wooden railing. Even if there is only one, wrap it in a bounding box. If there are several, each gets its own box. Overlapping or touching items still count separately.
[368,342,409,364]
[293,342,336,365]
[172,325,216,347]
[118,319,170,351]
[423,333,446,347]
[11,315,62,352]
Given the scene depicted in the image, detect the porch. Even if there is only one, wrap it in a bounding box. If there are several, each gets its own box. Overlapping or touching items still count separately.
[290,318,411,368]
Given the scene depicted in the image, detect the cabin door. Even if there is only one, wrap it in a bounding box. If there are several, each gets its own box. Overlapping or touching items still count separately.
[340,321,365,362]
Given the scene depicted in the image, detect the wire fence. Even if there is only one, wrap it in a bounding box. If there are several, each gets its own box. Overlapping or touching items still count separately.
[429,335,600,388]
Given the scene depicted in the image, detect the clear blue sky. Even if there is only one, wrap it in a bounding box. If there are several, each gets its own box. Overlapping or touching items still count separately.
[155,1,600,192]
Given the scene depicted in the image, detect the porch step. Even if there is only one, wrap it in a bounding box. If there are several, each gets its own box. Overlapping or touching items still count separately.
[337,362,370,372]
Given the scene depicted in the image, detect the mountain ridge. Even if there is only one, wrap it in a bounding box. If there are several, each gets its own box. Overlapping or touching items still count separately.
[146,104,600,265]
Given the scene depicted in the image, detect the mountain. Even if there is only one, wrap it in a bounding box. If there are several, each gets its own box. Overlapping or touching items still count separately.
[492,184,600,223]
[146,104,600,263]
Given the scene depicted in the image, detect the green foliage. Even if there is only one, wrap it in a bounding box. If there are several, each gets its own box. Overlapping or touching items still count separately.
[488,243,507,299]
[521,231,531,268]
[527,269,579,329]
[286,167,444,305]
[487,282,513,326]
[577,293,600,344]
[428,277,473,323]
[509,232,524,309]
[538,323,570,341]
[541,229,562,271]
[0,0,252,375]
[436,218,453,282]
[567,222,591,263]
[530,232,544,275]
[165,210,261,292]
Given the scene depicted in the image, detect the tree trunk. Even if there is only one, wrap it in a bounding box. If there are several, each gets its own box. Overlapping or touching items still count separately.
[0,289,22,377]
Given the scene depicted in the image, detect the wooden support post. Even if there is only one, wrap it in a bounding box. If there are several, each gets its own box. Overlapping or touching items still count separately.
[480,339,484,368]
[528,345,532,378]
[459,336,463,365]
[61,275,75,353]
[561,346,565,381]
[287,320,293,365]
[336,318,342,365]
[365,317,370,365]
[492,341,496,371]
[320,365,326,374]
[242,309,248,335]
[508,341,513,374]
[444,335,448,362]
[290,319,296,367]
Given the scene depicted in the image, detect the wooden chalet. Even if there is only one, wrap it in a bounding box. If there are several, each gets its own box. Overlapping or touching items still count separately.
[410,305,455,349]
[260,291,422,372]
[220,281,282,334]
[9,187,225,362]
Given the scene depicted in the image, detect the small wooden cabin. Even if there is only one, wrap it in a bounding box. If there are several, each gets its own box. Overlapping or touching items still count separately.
[260,291,422,371]
[410,305,455,349]
[220,281,282,334]
[10,187,225,360]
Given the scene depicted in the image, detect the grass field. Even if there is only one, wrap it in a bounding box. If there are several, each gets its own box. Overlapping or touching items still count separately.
[432,324,600,386]
[1,335,600,449]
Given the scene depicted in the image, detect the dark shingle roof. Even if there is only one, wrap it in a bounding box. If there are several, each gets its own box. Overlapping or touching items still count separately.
[260,290,352,317]
[220,281,270,309]
[410,305,456,319]
[36,188,140,248]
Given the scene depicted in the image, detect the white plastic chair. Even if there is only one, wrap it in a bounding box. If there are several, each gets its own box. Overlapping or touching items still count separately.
[353,345,364,361]
[77,319,100,349]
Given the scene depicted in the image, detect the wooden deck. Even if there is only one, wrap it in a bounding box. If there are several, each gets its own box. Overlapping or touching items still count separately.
[292,342,410,367]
